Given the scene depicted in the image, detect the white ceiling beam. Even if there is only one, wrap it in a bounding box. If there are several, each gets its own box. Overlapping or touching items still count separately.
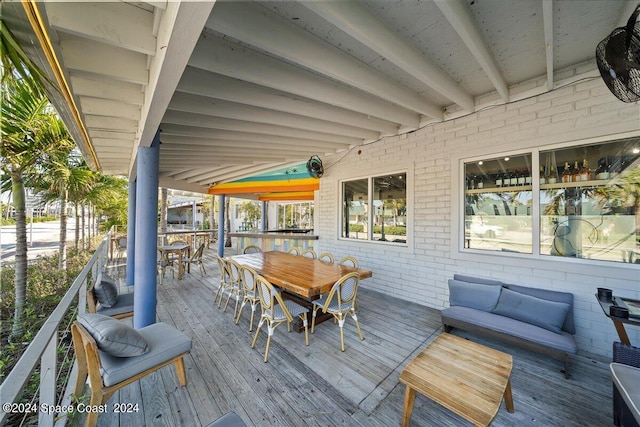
[161,110,363,146]
[45,2,156,55]
[432,0,509,102]
[160,133,348,152]
[160,124,349,150]
[70,75,144,105]
[177,67,399,135]
[207,2,443,120]
[189,163,297,185]
[79,97,141,121]
[167,93,380,140]
[160,141,331,156]
[189,34,420,128]
[59,35,148,85]
[136,1,216,170]
[172,164,254,183]
[85,116,138,132]
[542,0,554,91]
[89,130,136,140]
[168,168,223,181]
[302,1,475,110]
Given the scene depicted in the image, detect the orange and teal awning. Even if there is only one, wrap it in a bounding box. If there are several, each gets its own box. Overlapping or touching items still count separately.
[208,164,319,201]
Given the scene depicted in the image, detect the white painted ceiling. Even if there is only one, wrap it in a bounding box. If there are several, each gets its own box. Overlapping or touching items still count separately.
[3,0,636,194]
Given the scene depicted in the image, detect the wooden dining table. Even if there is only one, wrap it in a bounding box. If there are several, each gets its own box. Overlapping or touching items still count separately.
[230,251,372,330]
[158,244,191,280]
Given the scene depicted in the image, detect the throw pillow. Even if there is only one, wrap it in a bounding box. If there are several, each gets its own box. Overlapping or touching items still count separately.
[78,314,149,357]
[492,287,571,334]
[94,273,118,308]
[448,279,503,312]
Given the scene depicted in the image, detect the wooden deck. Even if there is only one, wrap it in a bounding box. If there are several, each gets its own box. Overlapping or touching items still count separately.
[80,247,615,427]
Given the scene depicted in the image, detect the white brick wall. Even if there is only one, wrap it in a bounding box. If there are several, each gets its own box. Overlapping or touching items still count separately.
[315,78,640,358]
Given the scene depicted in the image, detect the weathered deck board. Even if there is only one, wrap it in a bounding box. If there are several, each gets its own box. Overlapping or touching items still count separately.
[77,248,615,427]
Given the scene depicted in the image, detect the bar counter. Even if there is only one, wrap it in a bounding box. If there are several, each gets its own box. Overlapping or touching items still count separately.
[229,231,318,253]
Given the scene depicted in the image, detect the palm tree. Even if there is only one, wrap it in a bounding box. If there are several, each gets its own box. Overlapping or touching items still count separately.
[1,78,52,338]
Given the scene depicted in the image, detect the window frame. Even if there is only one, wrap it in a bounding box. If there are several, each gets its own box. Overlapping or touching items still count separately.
[338,168,412,248]
[454,135,640,266]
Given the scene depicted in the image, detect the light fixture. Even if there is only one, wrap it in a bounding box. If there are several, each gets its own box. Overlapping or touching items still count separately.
[504,157,510,161]
[633,148,639,154]
[478,161,483,165]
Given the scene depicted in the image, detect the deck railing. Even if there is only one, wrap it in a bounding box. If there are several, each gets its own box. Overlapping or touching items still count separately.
[0,232,110,427]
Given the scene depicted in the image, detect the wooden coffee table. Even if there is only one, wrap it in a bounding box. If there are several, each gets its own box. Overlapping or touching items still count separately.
[399,333,514,427]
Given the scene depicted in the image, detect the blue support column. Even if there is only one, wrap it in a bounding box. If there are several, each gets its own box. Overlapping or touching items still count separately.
[260,201,267,232]
[133,132,160,329]
[126,180,136,286]
[217,194,225,256]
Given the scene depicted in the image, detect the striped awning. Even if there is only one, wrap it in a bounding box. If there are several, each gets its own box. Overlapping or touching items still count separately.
[208,164,318,200]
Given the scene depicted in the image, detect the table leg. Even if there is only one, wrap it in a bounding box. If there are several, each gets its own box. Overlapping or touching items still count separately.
[503,378,515,413]
[613,320,631,345]
[402,385,417,427]
[177,251,184,280]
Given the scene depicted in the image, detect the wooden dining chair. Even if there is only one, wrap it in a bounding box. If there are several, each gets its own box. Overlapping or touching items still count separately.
[318,252,334,263]
[301,249,317,259]
[115,237,127,259]
[338,256,359,268]
[287,248,299,255]
[235,265,260,331]
[243,245,262,254]
[224,258,243,317]
[311,272,364,351]
[214,255,232,308]
[251,275,309,362]
[182,243,206,276]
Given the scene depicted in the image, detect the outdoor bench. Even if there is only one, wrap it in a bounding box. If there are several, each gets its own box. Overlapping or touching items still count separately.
[440,274,577,378]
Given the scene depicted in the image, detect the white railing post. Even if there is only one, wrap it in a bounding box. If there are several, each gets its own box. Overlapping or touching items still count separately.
[38,333,57,427]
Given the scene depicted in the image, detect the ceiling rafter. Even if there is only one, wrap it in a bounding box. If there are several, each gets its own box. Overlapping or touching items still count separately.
[304,0,476,110]
[207,2,443,120]
[189,34,420,128]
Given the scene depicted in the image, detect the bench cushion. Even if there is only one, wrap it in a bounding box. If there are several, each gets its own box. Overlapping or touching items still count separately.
[97,292,134,317]
[505,284,575,334]
[492,287,571,334]
[441,306,578,354]
[99,322,192,387]
[78,314,148,357]
[611,362,640,425]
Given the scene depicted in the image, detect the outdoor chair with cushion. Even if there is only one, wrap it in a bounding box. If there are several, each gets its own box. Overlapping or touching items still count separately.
[157,249,174,284]
[115,237,127,259]
[205,411,248,427]
[182,243,206,276]
[311,272,364,351]
[87,272,133,319]
[611,341,640,427]
[251,275,309,362]
[71,313,192,427]
[235,265,260,331]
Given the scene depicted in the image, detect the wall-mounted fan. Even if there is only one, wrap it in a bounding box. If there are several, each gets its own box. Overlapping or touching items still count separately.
[596,5,640,102]
[306,155,324,178]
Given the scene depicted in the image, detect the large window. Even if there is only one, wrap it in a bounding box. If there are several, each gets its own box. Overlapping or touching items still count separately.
[342,173,407,244]
[462,136,640,264]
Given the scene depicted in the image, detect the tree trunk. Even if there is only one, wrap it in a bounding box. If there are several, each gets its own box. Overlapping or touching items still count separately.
[225,197,232,247]
[10,168,27,339]
[74,201,80,251]
[87,202,92,248]
[81,203,86,250]
[59,188,68,273]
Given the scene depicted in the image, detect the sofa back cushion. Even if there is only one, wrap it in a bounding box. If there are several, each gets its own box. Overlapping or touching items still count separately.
[453,274,504,286]
[94,273,118,308]
[492,287,571,334]
[448,279,502,312]
[505,284,575,334]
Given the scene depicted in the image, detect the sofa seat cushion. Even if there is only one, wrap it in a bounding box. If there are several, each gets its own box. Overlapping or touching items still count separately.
[97,292,134,317]
[441,306,578,354]
[611,362,640,425]
[99,322,192,387]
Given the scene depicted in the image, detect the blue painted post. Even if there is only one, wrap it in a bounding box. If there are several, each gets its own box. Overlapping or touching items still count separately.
[133,132,160,329]
[217,194,225,256]
[126,180,136,286]
[261,201,267,232]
